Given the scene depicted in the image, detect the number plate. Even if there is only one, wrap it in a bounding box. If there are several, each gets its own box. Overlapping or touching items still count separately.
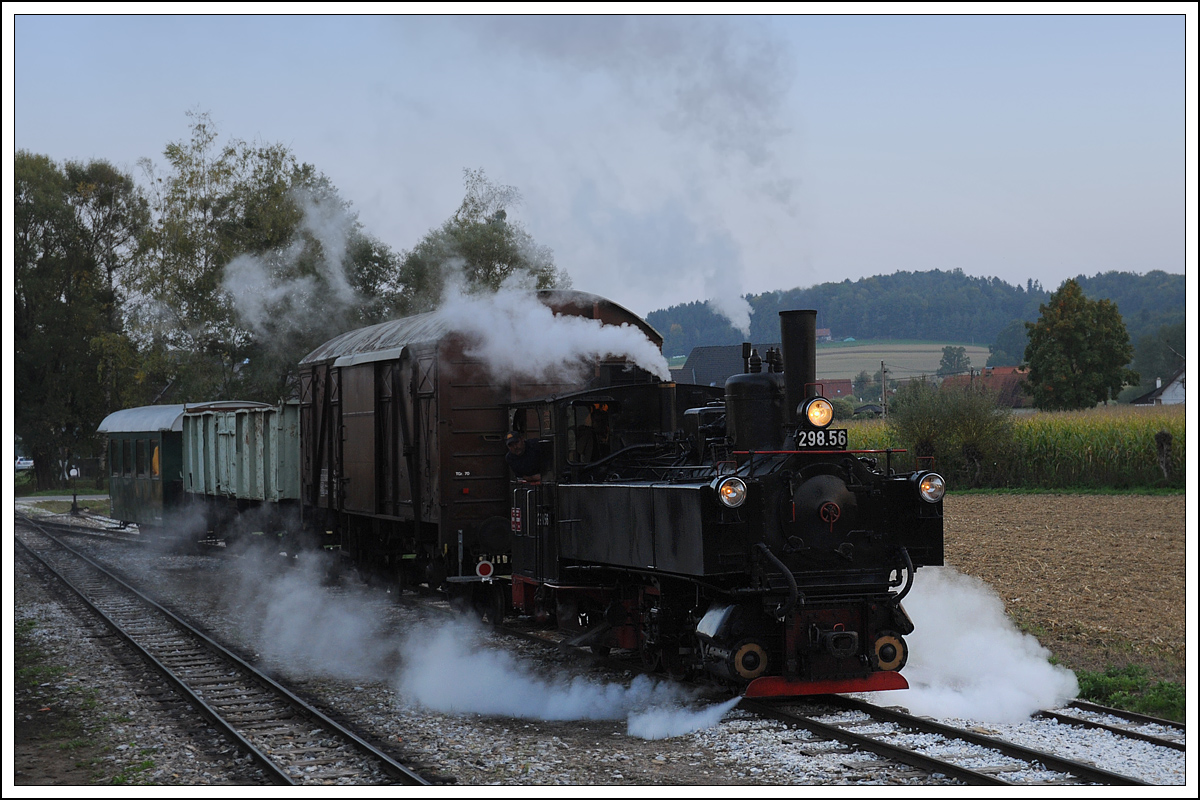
[795,429,848,449]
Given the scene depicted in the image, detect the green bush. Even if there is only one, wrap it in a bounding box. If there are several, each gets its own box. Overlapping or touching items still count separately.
[830,397,857,422]
[886,380,1015,488]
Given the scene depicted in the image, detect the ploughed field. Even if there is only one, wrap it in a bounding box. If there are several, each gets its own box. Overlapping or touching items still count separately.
[943,494,1186,685]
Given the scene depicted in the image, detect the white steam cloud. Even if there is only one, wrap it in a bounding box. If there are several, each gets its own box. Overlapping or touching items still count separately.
[697,249,751,335]
[222,188,360,340]
[874,567,1078,723]
[229,549,401,681]
[394,619,738,739]
[436,273,672,382]
[218,550,733,740]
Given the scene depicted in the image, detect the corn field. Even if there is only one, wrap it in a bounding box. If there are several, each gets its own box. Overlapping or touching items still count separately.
[843,404,1185,490]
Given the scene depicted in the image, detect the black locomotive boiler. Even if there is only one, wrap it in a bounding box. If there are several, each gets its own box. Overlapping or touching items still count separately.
[503,309,944,696]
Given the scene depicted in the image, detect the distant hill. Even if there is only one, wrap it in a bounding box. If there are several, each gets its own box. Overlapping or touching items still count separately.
[646,269,1185,359]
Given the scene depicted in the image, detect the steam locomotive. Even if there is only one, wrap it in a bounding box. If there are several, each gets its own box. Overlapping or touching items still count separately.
[98,290,943,697]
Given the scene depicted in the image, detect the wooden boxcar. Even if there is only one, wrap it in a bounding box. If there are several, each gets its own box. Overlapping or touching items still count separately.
[297,290,663,588]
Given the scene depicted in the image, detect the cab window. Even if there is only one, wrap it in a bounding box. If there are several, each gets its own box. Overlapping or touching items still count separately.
[567,401,614,464]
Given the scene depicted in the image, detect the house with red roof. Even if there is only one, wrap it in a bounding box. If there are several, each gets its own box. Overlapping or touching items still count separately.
[939,366,1033,408]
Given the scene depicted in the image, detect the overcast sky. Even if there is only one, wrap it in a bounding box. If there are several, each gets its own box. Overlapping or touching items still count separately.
[7,9,1193,319]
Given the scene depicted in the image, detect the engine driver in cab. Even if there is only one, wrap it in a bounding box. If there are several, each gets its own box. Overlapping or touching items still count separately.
[505,431,542,485]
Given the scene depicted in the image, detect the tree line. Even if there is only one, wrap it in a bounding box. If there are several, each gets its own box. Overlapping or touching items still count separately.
[15,112,569,488]
[647,269,1185,390]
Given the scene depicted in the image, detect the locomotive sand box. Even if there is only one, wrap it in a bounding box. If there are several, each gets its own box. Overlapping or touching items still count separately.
[97,290,944,697]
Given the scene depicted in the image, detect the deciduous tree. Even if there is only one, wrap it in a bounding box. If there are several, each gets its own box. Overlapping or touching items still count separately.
[887,378,1014,488]
[1023,279,1138,410]
[397,168,570,313]
[15,152,146,487]
[986,318,1029,367]
[133,111,403,402]
[937,345,970,376]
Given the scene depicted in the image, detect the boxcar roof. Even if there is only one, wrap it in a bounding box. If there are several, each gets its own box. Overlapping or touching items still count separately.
[300,309,451,367]
[300,290,660,368]
[97,404,187,434]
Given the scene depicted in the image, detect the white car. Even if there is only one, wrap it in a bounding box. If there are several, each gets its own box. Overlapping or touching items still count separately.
[16,457,34,471]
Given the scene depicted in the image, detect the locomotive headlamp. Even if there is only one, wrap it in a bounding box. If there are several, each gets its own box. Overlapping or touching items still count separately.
[716,476,748,508]
[915,472,946,503]
[802,397,834,428]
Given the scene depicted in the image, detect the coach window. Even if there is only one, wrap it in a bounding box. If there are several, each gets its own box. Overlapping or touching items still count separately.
[136,439,147,477]
[123,440,133,476]
[151,444,160,478]
[109,440,119,476]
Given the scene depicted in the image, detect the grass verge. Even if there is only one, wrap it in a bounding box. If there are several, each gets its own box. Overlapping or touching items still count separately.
[1074,665,1186,722]
[15,470,108,497]
[29,499,112,516]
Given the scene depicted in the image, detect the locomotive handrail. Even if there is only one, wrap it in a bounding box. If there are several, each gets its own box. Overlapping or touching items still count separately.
[892,547,915,604]
[732,449,909,454]
[574,442,661,476]
[738,448,909,479]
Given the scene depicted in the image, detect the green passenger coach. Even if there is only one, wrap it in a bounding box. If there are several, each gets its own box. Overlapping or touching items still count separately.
[96,404,187,532]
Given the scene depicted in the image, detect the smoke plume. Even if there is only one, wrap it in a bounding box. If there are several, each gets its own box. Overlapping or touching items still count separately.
[226,549,401,681]
[705,293,752,338]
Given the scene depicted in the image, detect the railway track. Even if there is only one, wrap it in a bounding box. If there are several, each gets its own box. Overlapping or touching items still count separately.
[740,695,1170,786]
[15,518,429,787]
[19,513,145,543]
[1036,701,1186,752]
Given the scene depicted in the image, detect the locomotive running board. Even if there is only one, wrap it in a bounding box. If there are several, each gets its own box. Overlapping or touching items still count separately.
[743,671,909,698]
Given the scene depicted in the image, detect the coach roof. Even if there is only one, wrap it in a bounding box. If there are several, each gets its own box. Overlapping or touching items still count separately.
[96,401,275,434]
[97,404,188,434]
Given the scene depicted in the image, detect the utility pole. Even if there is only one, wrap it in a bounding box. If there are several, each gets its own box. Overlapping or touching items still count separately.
[881,361,887,419]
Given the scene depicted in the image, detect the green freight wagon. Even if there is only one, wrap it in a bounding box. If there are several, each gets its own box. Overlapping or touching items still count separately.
[181,401,302,540]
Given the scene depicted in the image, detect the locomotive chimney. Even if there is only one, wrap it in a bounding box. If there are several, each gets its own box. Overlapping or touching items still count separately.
[779,310,817,424]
